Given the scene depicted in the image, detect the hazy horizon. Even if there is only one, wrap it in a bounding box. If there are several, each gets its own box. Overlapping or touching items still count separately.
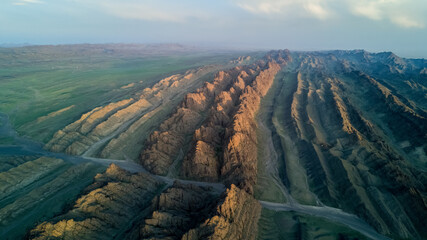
[1,0,427,58]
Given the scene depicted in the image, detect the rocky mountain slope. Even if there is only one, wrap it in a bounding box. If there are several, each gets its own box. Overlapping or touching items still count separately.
[25,51,289,240]
[0,157,104,240]
[255,51,427,239]
[45,66,222,160]
[1,49,425,240]
[28,164,163,239]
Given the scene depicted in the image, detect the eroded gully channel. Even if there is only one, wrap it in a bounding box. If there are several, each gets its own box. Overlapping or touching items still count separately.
[255,70,390,240]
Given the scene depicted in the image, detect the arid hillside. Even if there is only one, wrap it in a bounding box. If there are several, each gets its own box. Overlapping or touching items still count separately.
[257,51,427,239]
[0,48,425,240]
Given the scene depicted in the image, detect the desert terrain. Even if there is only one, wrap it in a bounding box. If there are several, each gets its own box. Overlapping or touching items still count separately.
[0,45,426,239]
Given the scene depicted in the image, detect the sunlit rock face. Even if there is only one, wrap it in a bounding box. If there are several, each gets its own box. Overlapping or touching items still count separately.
[182,184,262,240]
[142,52,287,194]
[45,66,219,159]
[28,164,163,240]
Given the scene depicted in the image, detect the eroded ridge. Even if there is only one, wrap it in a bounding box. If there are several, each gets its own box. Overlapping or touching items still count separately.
[140,67,245,175]
[182,184,262,240]
[45,66,216,159]
[122,182,261,240]
[22,50,427,240]
[181,67,260,181]
[263,52,427,239]
[220,60,282,194]
[140,50,290,194]
[29,164,162,240]
[135,50,290,240]
[127,182,219,239]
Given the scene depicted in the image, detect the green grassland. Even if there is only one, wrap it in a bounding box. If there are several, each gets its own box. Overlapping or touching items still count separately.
[0,45,249,143]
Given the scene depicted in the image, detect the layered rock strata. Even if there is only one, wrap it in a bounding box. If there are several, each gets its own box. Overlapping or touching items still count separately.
[220,61,281,194]
[0,161,103,240]
[140,66,247,175]
[126,183,261,240]
[263,51,427,239]
[128,182,219,240]
[24,50,427,239]
[135,51,289,240]
[142,51,289,194]
[45,67,216,159]
[0,157,65,200]
[29,164,162,240]
[182,184,262,240]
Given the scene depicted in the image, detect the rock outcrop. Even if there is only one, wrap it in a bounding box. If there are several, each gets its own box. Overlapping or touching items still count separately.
[257,51,427,239]
[140,67,244,175]
[0,157,65,200]
[126,183,261,240]
[135,51,289,240]
[16,49,427,240]
[45,66,218,159]
[0,161,103,240]
[143,51,289,191]
[128,182,219,240]
[28,164,162,240]
[230,56,252,64]
[181,68,258,181]
[182,184,262,240]
[221,61,281,194]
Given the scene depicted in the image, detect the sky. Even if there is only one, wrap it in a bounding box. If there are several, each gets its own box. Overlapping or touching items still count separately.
[1,0,427,58]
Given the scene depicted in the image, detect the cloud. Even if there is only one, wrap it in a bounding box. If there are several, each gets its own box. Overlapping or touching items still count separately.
[351,2,383,20]
[73,0,210,23]
[236,1,292,14]
[348,0,426,29]
[304,2,329,19]
[392,16,424,28]
[234,0,426,28]
[234,0,332,19]
[13,0,45,5]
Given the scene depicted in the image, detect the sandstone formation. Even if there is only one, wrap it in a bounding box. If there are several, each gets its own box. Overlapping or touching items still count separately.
[134,51,289,240]
[129,182,219,240]
[0,157,65,200]
[11,50,426,240]
[180,68,259,181]
[45,66,219,159]
[182,184,262,240]
[230,56,251,64]
[36,105,75,124]
[257,51,427,239]
[0,161,103,240]
[28,164,162,240]
[143,50,290,193]
[0,156,38,172]
[125,183,261,240]
[140,67,245,175]
[221,60,282,194]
